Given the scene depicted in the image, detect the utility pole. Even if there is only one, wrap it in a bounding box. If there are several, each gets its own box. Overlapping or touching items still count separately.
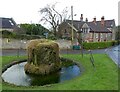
[71,6,74,46]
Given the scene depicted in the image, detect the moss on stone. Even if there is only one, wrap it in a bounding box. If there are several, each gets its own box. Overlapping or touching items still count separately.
[24,39,61,75]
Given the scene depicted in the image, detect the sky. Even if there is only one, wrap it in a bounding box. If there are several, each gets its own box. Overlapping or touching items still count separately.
[0,0,119,28]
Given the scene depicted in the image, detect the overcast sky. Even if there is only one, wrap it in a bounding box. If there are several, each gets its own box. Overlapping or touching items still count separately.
[0,0,119,27]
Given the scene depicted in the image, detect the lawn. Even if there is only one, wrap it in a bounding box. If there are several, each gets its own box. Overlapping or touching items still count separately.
[1,54,118,91]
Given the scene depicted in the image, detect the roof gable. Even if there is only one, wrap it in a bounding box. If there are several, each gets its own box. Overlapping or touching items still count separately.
[81,23,89,28]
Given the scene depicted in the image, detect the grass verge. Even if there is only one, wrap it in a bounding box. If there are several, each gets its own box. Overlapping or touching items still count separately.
[1,54,118,90]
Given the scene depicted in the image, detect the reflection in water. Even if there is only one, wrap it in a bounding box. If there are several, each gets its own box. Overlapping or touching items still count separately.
[2,62,80,86]
[60,65,80,82]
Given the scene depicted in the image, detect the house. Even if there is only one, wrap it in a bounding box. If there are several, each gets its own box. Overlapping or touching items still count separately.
[0,17,22,33]
[58,14,116,42]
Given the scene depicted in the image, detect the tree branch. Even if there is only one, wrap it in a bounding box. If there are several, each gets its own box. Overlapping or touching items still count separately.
[39,4,69,36]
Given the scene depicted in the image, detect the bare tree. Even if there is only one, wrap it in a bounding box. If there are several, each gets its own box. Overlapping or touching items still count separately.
[39,3,69,36]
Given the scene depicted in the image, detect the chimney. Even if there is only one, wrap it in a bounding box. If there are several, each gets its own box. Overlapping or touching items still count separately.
[101,16,105,25]
[80,14,83,21]
[85,18,88,22]
[93,17,96,23]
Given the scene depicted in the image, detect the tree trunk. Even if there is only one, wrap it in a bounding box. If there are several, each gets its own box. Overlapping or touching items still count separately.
[53,27,57,37]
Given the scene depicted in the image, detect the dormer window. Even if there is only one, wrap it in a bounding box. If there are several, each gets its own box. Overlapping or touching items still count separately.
[82,28,89,33]
[111,24,113,27]
[88,28,90,33]
[9,20,14,26]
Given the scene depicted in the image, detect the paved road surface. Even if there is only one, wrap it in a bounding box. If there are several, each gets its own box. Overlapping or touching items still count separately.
[2,48,106,56]
[106,45,120,67]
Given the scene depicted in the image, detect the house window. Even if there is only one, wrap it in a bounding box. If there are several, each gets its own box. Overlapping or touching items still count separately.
[96,34,98,38]
[109,33,111,36]
[88,28,90,33]
[86,28,89,33]
[83,28,84,33]
[9,20,14,26]
[85,28,87,33]
[106,33,107,38]
[84,28,86,33]
[82,28,84,33]
[101,33,103,38]
[82,28,89,33]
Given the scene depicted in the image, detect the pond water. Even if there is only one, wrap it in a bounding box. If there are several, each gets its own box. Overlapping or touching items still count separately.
[2,62,80,86]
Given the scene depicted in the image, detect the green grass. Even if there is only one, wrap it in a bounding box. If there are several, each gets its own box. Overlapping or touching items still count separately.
[1,56,27,67]
[1,54,118,90]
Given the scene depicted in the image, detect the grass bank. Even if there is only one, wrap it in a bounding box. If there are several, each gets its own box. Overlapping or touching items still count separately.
[1,54,118,90]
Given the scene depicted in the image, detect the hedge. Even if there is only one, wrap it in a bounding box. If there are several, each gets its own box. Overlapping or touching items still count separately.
[0,30,44,40]
[83,41,118,50]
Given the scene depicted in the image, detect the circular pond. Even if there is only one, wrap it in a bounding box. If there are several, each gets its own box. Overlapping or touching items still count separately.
[2,61,81,86]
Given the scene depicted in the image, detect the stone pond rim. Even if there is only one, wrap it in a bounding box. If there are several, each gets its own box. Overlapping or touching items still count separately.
[24,39,61,75]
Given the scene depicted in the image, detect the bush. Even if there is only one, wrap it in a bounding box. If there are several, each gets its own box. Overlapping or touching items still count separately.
[83,41,117,50]
[1,30,43,40]
[48,34,57,40]
[13,34,42,40]
[112,40,120,45]
[0,30,16,38]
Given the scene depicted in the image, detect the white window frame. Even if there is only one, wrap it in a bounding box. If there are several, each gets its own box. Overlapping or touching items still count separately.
[88,28,90,33]
[96,33,98,38]
[106,33,107,38]
[101,33,103,38]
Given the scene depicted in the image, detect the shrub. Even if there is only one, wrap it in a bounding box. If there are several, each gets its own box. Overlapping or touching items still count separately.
[0,30,15,38]
[15,34,42,40]
[1,30,43,40]
[48,34,57,40]
[112,40,120,45]
[83,41,117,50]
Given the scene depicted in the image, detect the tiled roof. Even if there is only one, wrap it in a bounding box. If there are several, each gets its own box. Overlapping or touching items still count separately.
[0,17,17,29]
[65,20,85,30]
[64,19,115,33]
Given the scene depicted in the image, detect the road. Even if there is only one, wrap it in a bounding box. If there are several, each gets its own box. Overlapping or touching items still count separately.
[106,45,120,67]
[1,48,106,56]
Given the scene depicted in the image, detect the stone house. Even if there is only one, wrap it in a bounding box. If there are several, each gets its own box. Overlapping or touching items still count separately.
[58,15,116,42]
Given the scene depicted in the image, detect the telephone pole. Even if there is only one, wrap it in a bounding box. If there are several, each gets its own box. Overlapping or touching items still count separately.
[71,6,74,46]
